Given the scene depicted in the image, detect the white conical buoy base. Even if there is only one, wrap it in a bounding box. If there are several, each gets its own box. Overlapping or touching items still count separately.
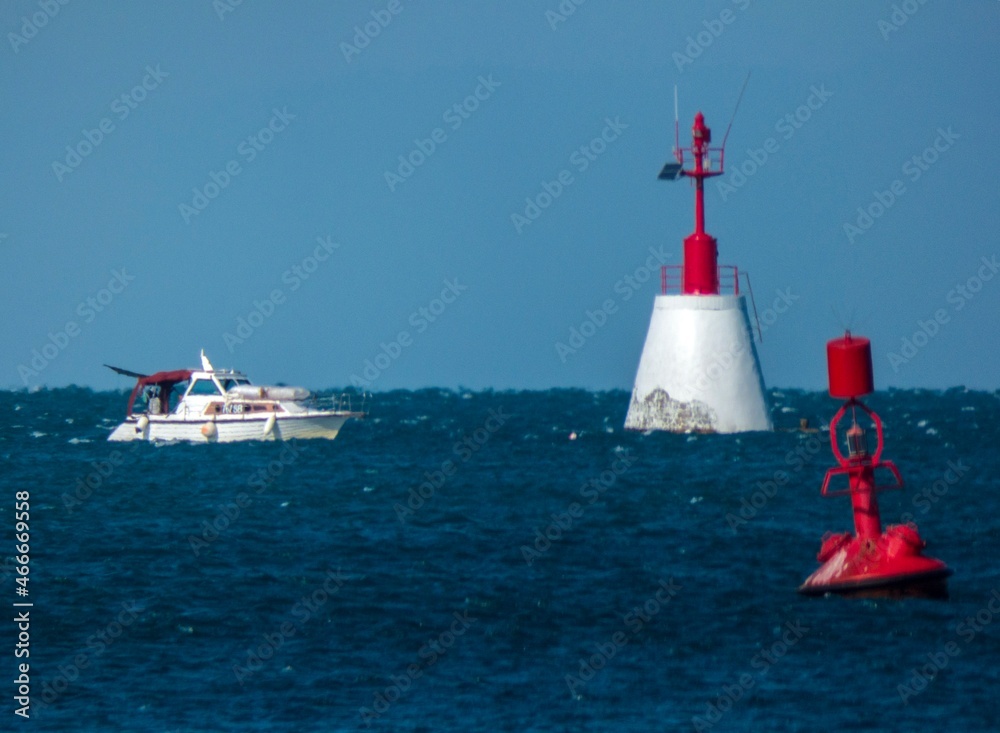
[625,294,772,433]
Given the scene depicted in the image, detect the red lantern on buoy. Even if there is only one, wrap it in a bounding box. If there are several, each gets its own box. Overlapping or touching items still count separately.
[798,332,952,598]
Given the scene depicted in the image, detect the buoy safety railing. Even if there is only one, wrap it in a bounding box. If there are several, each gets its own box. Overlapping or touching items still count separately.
[740,270,764,344]
[673,143,726,175]
[659,265,741,295]
[819,398,904,498]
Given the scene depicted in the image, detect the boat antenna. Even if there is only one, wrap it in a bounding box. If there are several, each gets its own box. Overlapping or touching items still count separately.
[104,364,148,379]
[720,71,751,152]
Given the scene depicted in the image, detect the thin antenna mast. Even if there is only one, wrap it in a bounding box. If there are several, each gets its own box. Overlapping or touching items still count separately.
[720,71,751,152]
[673,85,680,160]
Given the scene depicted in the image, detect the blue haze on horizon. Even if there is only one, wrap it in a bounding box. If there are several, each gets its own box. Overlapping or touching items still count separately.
[2,1,998,393]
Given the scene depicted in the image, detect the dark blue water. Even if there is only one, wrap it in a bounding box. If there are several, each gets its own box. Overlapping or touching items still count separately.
[2,387,999,731]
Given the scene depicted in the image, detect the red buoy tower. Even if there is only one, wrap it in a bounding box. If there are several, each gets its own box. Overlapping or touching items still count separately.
[798,332,952,598]
[625,106,771,433]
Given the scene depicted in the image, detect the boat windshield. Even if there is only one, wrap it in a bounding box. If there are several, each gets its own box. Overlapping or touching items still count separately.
[188,378,222,396]
[219,377,251,392]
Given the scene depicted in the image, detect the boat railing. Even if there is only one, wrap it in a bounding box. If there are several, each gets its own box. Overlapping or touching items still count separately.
[308,391,371,415]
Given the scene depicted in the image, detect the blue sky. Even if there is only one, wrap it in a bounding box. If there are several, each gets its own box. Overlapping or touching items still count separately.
[2,1,998,392]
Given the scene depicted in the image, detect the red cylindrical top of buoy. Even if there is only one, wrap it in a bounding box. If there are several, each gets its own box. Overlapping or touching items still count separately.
[827,332,874,399]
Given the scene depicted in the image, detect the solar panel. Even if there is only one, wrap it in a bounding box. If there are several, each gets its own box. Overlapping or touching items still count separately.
[657,162,684,181]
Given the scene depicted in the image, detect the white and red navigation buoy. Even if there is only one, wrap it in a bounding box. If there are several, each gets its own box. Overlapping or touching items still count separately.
[625,110,771,433]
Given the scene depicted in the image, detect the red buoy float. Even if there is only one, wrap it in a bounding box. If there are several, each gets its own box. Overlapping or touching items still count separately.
[798,332,952,599]
[826,332,873,399]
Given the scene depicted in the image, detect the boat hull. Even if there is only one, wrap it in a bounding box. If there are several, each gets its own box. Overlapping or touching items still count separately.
[108,412,360,443]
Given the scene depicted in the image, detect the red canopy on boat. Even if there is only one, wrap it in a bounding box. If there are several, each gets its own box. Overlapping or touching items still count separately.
[126,369,194,415]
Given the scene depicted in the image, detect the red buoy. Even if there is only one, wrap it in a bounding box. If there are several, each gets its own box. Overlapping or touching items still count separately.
[799,332,951,599]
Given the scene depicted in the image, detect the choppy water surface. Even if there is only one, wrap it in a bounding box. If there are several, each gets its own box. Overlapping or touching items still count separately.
[2,387,999,731]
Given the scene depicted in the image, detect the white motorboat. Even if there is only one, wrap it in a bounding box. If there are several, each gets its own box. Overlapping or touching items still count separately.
[106,351,366,443]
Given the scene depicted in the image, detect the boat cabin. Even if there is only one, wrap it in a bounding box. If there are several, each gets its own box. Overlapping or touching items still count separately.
[125,369,252,416]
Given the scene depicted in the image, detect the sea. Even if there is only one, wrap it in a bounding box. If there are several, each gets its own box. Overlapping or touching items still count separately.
[2,387,999,732]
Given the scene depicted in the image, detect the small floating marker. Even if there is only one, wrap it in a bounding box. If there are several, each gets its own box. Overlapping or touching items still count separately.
[798,332,952,599]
